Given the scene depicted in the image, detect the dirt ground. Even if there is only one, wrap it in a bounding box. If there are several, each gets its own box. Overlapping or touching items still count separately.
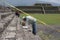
[37,24,60,40]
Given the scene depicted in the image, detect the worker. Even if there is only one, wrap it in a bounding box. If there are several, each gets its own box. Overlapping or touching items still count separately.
[22,16,37,35]
[15,11,20,17]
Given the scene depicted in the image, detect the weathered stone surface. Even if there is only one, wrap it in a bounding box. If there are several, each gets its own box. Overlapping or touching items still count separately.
[0,23,5,28]
[7,27,16,31]
[0,16,17,40]
[0,14,41,40]
[5,32,16,38]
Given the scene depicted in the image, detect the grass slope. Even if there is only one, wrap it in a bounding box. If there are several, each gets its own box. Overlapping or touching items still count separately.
[20,14,60,25]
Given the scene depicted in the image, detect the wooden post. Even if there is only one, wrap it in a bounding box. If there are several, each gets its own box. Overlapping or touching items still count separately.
[58,6,60,11]
[41,4,45,14]
[0,15,1,20]
[42,6,45,14]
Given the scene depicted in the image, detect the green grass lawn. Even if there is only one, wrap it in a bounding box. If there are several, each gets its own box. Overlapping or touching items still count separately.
[20,14,60,25]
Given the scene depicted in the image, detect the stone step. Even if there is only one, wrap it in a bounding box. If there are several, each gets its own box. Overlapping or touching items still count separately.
[0,14,14,22]
[0,14,41,40]
[21,26,41,40]
[16,18,24,40]
[0,14,15,32]
[0,14,14,28]
[16,18,42,40]
[0,12,14,20]
[1,16,18,40]
[0,12,14,15]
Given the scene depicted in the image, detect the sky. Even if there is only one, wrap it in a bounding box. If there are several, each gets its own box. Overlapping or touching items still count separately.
[0,0,60,6]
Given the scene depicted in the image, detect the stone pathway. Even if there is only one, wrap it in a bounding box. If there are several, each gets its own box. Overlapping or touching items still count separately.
[0,13,41,40]
[16,18,41,40]
[1,16,17,40]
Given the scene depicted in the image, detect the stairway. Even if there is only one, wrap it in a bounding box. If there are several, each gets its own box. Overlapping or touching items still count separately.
[0,12,41,40]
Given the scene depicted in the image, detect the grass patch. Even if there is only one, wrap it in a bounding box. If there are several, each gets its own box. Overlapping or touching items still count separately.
[20,14,60,25]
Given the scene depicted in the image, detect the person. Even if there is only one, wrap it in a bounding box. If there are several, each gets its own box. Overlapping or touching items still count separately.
[22,16,37,35]
[15,11,20,17]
